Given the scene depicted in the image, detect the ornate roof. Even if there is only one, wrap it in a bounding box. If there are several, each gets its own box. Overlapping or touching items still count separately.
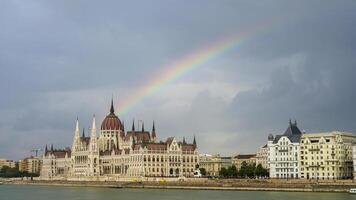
[273,121,302,144]
[101,99,122,130]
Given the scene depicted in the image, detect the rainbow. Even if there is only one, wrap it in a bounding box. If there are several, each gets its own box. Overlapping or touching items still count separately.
[117,29,263,116]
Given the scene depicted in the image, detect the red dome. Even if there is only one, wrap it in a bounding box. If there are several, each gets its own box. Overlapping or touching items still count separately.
[101,98,122,130]
[101,113,122,130]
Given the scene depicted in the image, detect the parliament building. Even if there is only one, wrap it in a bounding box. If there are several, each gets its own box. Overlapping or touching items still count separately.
[40,99,199,180]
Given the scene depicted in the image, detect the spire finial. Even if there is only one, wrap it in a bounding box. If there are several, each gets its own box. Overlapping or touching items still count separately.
[50,144,54,151]
[82,128,85,138]
[152,121,156,132]
[141,122,145,132]
[110,96,115,114]
[132,119,135,131]
[45,144,48,153]
[183,137,186,144]
[294,120,297,126]
[193,135,196,145]
[289,119,292,126]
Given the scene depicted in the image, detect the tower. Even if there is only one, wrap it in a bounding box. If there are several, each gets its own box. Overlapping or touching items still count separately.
[89,115,99,176]
[71,118,80,152]
[151,121,157,142]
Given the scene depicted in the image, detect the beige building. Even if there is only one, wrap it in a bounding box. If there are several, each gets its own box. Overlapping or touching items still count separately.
[0,159,16,169]
[299,132,356,180]
[256,144,268,169]
[199,154,232,176]
[41,99,199,180]
[19,156,42,174]
[232,154,256,170]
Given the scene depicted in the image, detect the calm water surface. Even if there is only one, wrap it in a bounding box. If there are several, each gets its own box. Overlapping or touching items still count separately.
[0,184,355,200]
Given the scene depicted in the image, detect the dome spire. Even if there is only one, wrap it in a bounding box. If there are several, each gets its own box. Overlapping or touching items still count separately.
[110,96,115,114]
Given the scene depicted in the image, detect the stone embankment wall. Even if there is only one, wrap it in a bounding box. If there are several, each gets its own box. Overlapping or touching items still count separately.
[4,178,356,193]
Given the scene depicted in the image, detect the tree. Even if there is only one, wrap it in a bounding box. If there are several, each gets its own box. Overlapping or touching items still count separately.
[199,168,207,176]
[219,167,228,178]
[228,165,238,177]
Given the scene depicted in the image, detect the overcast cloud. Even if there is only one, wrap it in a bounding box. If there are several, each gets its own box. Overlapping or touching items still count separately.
[1,0,356,159]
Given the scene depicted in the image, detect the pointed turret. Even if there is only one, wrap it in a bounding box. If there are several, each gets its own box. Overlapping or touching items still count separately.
[50,144,54,152]
[74,117,80,138]
[294,120,297,126]
[132,119,135,131]
[82,128,85,138]
[193,135,196,145]
[151,121,156,139]
[141,122,145,132]
[45,144,48,153]
[183,137,186,144]
[90,115,97,138]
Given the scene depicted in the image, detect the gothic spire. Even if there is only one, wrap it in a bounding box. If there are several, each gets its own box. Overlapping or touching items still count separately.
[74,117,80,138]
[90,115,97,139]
[183,137,186,144]
[110,96,115,114]
[82,128,85,138]
[132,119,135,131]
[193,135,196,145]
[141,122,145,132]
[45,144,48,153]
[151,121,156,139]
[50,144,54,151]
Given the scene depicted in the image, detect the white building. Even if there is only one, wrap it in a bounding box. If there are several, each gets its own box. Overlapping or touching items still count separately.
[41,99,199,180]
[268,121,301,179]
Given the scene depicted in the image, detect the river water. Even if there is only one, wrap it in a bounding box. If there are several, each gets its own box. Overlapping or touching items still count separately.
[0,184,354,200]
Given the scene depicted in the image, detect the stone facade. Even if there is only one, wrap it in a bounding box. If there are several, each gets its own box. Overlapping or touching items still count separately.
[199,154,232,176]
[40,100,198,180]
[232,154,256,170]
[19,156,42,174]
[256,144,269,169]
[0,159,16,169]
[299,132,356,179]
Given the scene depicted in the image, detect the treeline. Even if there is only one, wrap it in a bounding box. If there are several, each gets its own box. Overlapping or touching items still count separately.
[219,162,268,178]
[0,164,39,178]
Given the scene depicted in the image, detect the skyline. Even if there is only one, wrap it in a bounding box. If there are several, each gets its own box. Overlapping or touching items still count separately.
[1,1,356,160]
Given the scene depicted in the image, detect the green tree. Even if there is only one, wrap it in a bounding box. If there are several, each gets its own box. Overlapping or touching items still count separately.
[219,167,228,178]
[199,168,207,176]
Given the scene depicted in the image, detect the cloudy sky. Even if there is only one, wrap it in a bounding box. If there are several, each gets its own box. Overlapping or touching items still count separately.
[1,0,356,159]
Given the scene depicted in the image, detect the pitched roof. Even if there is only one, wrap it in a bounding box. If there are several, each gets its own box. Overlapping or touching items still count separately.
[125,131,151,142]
[234,154,256,159]
[181,144,196,151]
[273,122,302,144]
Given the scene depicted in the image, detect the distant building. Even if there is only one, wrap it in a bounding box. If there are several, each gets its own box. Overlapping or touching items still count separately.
[41,99,198,180]
[256,144,269,169]
[0,159,16,169]
[199,154,232,176]
[19,156,42,174]
[268,121,302,179]
[299,132,356,179]
[232,154,256,170]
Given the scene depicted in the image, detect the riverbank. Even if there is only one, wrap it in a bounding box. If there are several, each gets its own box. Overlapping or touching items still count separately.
[2,178,356,193]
